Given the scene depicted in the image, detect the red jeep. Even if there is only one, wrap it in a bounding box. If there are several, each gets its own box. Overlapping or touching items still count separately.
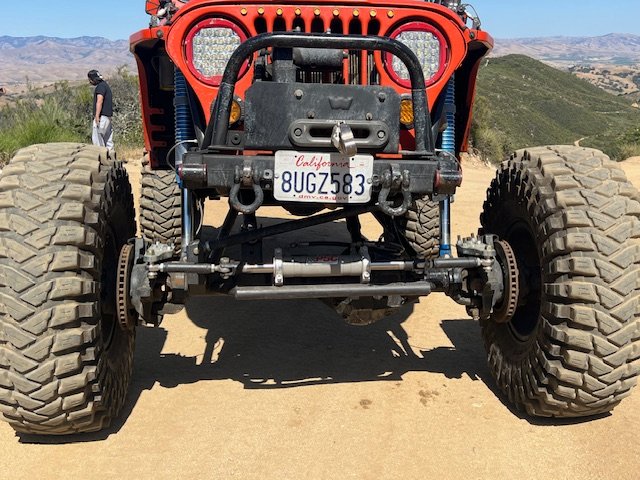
[0,0,638,434]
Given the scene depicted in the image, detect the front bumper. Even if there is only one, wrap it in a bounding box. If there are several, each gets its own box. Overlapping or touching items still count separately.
[180,151,462,198]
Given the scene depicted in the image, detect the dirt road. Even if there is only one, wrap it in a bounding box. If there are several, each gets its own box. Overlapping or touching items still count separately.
[1,155,639,479]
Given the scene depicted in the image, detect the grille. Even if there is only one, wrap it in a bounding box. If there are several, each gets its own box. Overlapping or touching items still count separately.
[253,13,381,85]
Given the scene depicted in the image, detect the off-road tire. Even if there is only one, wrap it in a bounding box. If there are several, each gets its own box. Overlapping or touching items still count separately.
[398,197,440,259]
[139,156,181,252]
[481,145,640,417]
[0,143,136,434]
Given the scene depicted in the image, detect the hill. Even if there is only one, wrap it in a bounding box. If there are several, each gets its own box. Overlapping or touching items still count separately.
[473,54,640,161]
[492,34,640,102]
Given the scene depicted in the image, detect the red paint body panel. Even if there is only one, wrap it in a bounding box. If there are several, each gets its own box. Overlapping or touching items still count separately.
[130,0,493,167]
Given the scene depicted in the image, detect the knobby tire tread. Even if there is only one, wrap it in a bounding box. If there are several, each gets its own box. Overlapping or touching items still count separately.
[139,157,181,251]
[0,143,136,434]
[401,197,440,260]
[481,145,640,417]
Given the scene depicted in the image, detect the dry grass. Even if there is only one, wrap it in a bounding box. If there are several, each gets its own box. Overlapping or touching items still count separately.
[620,143,640,160]
[116,146,145,164]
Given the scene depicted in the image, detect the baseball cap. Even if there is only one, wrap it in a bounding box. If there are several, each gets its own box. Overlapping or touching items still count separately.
[87,70,103,81]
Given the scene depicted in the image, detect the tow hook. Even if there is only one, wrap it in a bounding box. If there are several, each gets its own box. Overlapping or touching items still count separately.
[229,163,264,214]
[378,164,412,217]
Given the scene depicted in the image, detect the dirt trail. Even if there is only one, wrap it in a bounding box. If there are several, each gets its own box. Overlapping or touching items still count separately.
[621,156,640,186]
[1,156,639,479]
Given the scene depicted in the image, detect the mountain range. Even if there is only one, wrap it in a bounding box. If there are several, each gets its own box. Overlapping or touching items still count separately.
[0,33,638,87]
[0,36,135,85]
[492,33,640,66]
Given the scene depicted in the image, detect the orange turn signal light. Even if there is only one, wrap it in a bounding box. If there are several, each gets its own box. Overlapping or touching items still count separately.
[230,99,243,125]
[400,98,414,127]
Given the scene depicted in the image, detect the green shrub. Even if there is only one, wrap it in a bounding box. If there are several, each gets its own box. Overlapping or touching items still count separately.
[471,128,506,163]
[469,95,515,163]
[582,126,640,160]
[0,94,82,164]
[619,143,640,159]
[110,67,144,147]
[0,67,143,166]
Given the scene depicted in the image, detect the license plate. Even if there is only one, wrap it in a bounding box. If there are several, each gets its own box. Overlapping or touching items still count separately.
[274,151,374,203]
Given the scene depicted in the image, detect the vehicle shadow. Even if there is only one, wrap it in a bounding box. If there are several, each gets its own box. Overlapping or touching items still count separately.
[18,301,500,445]
[19,298,606,444]
[16,215,608,442]
[164,298,486,388]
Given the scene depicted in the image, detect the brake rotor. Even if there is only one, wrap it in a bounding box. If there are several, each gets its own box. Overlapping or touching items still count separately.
[493,239,519,324]
[117,243,137,331]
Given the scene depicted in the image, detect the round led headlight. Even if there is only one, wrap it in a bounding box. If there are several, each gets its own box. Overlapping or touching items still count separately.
[385,22,447,88]
[186,18,248,86]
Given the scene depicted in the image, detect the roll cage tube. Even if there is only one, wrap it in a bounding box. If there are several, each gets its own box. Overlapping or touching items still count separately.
[208,32,435,154]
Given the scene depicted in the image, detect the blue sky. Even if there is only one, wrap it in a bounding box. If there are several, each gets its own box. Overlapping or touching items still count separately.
[1,1,638,40]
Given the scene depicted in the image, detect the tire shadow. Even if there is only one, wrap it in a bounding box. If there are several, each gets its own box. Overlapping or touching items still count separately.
[437,319,611,425]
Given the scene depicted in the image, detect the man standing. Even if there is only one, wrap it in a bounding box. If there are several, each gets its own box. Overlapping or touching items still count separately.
[88,69,114,149]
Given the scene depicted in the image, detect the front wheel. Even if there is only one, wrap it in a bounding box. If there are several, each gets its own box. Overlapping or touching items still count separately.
[0,143,136,434]
[481,145,640,417]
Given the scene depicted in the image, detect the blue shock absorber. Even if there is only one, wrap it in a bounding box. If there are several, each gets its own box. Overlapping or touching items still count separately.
[439,75,456,257]
[174,69,196,259]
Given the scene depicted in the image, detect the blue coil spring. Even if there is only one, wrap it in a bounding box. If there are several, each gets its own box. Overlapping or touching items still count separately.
[441,75,456,154]
[174,69,195,143]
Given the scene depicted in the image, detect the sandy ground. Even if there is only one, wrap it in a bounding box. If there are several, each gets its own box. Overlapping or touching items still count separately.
[1,154,639,479]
